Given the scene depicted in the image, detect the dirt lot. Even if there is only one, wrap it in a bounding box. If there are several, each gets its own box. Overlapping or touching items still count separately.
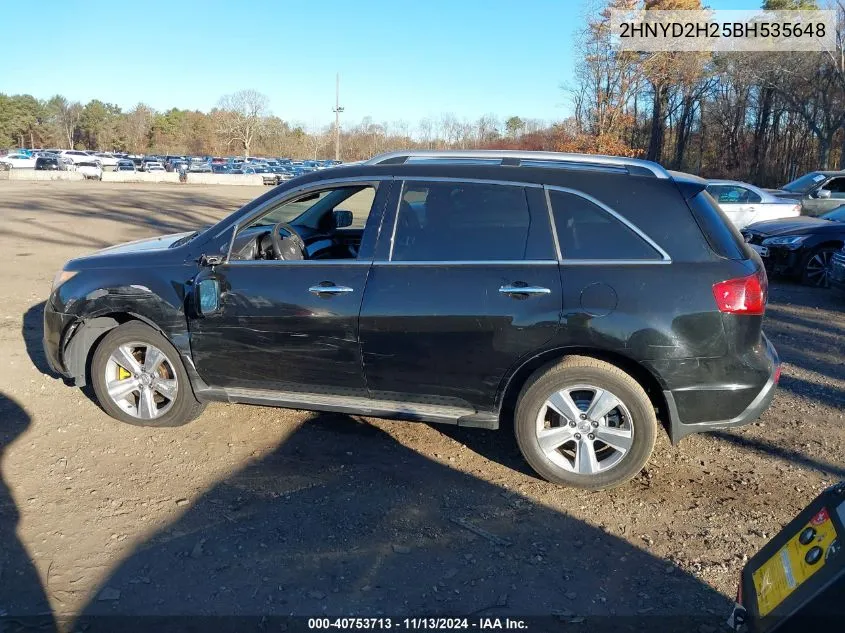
[1,180,843,630]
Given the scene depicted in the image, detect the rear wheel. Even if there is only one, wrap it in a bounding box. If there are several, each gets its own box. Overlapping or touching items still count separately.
[90,322,205,427]
[802,246,837,287]
[515,356,656,490]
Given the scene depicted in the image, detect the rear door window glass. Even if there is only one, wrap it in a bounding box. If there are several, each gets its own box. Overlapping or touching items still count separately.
[392,181,533,261]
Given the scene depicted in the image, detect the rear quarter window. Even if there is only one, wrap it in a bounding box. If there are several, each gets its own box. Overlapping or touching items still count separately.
[687,191,747,260]
[548,190,662,261]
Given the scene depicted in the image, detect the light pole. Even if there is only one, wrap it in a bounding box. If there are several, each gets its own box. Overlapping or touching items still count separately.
[333,73,344,161]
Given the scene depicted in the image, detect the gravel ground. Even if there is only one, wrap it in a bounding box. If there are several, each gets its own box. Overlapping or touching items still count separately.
[0,181,843,631]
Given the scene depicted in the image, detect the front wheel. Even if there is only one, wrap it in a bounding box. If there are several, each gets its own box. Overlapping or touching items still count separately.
[515,356,657,490]
[802,246,837,287]
[90,321,205,427]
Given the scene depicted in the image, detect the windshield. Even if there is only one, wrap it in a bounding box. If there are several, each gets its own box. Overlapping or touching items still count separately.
[782,172,827,193]
[821,206,845,222]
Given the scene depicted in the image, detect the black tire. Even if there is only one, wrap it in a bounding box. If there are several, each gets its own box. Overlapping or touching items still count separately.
[515,356,656,490]
[801,245,838,287]
[90,321,205,427]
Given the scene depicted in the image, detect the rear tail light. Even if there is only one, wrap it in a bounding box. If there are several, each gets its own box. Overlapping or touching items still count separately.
[774,365,782,384]
[712,270,768,315]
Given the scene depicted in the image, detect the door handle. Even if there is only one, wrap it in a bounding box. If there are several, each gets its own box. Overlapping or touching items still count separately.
[499,285,551,296]
[309,284,354,295]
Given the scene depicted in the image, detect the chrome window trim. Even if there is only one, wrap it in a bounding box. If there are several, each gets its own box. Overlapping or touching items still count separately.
[544,185,672,264]
[543,187,563,262]
[225,259,372,267]
[560,259,671,266]
[387,180,406,261]
[222,176,391,263]
[372,260,559,266]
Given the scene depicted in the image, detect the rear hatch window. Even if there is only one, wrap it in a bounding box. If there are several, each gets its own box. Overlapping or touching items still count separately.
[687,191,748,260]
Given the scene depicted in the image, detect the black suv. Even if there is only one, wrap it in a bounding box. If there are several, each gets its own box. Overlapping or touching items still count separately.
[44,151,779,490]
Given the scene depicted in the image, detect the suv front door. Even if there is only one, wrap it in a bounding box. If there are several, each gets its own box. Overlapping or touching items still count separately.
[188,179,392,394]
[358,179,561,417]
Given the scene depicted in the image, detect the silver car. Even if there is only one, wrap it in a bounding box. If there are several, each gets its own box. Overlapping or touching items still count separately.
[706,180,801,230]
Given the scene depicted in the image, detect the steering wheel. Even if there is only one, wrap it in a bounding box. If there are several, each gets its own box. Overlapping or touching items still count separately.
[271,222,307,260]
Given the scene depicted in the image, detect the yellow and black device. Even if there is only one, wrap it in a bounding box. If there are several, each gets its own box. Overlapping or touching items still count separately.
[731,482,845,632]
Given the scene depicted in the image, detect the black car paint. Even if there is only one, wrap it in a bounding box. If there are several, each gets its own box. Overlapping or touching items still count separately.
[742,212,845,280]
[45,162,778,442]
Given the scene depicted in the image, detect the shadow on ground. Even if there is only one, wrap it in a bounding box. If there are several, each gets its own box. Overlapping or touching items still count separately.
[68,412,730,632]
[0,394,57,631]
[764,283,845,409]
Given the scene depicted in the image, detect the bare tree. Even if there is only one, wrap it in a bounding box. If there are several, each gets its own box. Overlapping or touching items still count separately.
[215,90,269,159]
[47,95,82,148]
[306,123,327,160]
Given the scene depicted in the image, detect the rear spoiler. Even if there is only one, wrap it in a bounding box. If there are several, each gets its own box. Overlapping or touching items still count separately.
[668,170,708,200]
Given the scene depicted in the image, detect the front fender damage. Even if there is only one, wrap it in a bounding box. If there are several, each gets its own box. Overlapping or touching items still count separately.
[62,316,120,386]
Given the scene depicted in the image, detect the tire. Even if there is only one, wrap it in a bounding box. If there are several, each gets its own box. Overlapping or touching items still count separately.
[801,246,838,288]
[514,356,657,490]
[90,321,205,427]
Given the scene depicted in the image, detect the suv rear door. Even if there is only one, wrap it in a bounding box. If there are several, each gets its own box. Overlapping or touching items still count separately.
[358,178,561,416]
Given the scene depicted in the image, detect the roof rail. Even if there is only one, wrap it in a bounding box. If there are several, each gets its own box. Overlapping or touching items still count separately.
[365,150,670,179]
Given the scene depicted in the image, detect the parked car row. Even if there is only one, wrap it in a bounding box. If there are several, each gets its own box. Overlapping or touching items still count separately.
[1,149,343,184]
[703,170,845,292]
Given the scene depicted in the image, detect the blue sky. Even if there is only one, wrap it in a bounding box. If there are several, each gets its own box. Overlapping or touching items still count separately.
[5,0,759,127]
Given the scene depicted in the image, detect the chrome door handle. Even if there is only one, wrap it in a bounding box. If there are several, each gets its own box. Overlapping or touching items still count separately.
[309,284,354,295]
[499,285,551,296]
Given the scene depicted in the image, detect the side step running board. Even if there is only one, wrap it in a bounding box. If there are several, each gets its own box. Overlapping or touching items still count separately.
[200,387,499,429]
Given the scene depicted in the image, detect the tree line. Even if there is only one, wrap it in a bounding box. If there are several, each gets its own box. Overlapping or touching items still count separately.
[0,89,551,163]
[564,0,845,186]
[0,0,842,186]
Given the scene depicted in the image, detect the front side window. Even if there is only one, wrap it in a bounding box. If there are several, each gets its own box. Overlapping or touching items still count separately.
[392,181,532,261]
[548,190,661,261]
[251,185,375,231]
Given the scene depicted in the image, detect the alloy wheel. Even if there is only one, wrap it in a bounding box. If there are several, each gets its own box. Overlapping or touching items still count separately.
[104,341,178,420]
[535,384,634,475]
[805,250,834,287]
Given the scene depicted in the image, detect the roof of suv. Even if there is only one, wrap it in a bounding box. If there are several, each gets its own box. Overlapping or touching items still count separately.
[280,151,705,198]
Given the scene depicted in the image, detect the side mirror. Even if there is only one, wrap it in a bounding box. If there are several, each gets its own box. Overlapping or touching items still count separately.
[195,278,220,316]
[817,189,832,199]
[333,209,353,228]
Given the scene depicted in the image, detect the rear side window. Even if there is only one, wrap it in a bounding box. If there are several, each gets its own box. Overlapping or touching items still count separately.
[687,191,746,260]
[548,190,661,260]
[392,181,535,261]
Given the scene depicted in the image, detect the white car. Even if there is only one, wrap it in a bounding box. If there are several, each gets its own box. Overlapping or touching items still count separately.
[60,150,100,165]
[76,161,103,180]
[92,152,119,169]
[145,161,166,172]
[0,152,37,169]
[706,180,802,230]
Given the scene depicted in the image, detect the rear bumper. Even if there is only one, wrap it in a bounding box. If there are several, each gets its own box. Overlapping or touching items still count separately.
[664,334,780,443]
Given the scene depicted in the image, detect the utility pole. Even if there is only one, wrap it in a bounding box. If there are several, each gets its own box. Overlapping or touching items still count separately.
[333,73,344,161]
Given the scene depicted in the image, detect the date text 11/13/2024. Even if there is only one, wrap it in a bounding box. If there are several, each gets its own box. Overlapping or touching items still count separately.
[307,618,529,630]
